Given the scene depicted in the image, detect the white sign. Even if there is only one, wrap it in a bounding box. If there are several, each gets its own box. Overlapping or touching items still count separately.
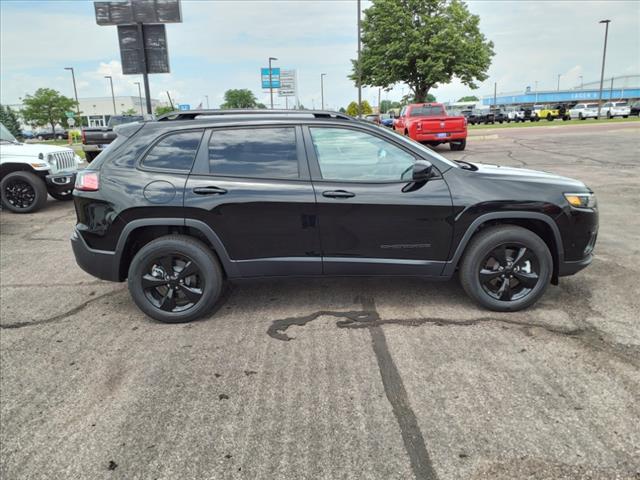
[278,69,297,97]
[67,118,76,127]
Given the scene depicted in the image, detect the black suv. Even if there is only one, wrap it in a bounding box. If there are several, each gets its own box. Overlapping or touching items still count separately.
[71,110,598,323]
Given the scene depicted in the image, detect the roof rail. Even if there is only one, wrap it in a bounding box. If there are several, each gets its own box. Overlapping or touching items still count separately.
[156,109,354,122]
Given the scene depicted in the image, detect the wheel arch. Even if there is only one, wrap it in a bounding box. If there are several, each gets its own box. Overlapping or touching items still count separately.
[0,162,42,181]
[113,218,235,281]
[443,212,563,284]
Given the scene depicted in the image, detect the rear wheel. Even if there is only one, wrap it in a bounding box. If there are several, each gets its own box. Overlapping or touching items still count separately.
[1,171,48,213]
[450,139,466,151]
[459,225,552,311]
[127,235,223,323]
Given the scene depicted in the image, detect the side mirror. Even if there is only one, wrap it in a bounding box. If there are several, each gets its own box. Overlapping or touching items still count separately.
[412,160,433,181]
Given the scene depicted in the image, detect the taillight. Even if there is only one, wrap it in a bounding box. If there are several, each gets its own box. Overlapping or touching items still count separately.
[463,117,468,126]
[75,171,100,191]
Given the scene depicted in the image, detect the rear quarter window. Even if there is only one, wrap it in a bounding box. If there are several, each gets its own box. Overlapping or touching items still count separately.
[141,130,203,171]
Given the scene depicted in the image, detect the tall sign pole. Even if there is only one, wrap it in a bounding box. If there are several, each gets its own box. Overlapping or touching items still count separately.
[268,57,277,109]
[137,22,153,114]
[357,0,362,116]
[597,19,611,119]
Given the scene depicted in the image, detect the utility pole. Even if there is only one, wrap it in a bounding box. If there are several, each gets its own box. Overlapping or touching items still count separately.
[105,75,116,115]
[493,82,497,109]
[534,80,538,103]
[205,95,210,109]
[268,56,277,109]
[609,76,614,102]
[321,73,326,110]
[378,87,381,113]
[597,19,611,118]
[134,82,143,115]
[357,0,362,116]
[64,67,80,116]
[579,75,583,89]
[557,74,561,91]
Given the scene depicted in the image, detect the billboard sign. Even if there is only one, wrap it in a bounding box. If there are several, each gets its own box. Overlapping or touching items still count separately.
[261,67,281,89]
[95,0,182,25]
[178,104,190,111]
[118,24,169,74]
[278,69,297,97]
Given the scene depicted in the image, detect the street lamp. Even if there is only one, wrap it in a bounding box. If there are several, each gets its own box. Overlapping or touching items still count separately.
[64,67,80,116]
[534,80,538,103]
[579,75,584,89]
[205,95,210,109]
[134,82,143,116]
[597,19,611,118]
[557,74,561,91]
[268,56,278,109]
[320,73,327,110]
[104,75,116,115]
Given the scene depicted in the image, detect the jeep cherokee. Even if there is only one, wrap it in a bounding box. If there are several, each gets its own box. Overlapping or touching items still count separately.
[71,110,598,323]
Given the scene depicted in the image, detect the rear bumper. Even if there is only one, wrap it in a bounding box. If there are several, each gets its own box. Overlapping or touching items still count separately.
[81,144,104,152]
[46,172,76,193]
[71,228,121,282]
[414,131,466,142]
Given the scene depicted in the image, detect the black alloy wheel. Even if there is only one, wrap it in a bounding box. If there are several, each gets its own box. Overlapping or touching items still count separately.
[142,254,204,313]
[4,179,36,209]
[478,243,540,302]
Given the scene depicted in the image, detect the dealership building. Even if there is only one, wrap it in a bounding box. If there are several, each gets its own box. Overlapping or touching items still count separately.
[480,75,640,107]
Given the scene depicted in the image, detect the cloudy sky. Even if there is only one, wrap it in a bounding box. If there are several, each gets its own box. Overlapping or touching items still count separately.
[1,0,638,109]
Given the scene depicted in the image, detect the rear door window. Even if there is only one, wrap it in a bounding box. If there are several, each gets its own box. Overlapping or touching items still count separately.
[208,127,299,179]
[142,130,203,171]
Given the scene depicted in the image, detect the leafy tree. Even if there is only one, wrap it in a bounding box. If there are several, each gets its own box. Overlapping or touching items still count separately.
[0,105,22,138]
[351,0,494,102]
[457,95,479,102]
[401,93,436,104]
[346,100,373,116]
[220,89,260,109]
[155,105,174,116]
[122,107,138,115]
[338,107,346,113]
[21,88,77,133]
[379,100,392,113]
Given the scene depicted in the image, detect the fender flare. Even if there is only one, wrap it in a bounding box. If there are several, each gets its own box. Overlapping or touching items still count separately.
[113,218,237,278]
[441,211,564,277]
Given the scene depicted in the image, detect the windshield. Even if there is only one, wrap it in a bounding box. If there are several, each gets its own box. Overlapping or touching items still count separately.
[409,105,444,117]
[0,123,18,143]
[384,127,458,170]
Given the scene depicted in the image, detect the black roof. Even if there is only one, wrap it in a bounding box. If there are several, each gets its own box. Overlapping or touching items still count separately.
[156,109,354,122]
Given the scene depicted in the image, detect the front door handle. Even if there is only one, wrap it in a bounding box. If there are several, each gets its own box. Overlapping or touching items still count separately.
[322,190,355,199]
[193,186,227,195]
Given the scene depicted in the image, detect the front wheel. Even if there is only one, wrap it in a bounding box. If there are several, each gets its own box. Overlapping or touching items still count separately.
[459,225,552,312]
[127,235,224,323]
[1,171,48,213]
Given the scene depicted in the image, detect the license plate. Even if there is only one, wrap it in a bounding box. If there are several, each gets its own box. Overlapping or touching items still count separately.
[436,133,448,138]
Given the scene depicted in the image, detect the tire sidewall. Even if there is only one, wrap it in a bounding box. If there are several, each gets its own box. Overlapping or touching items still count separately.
[461,227,552,311]
[127,237,223,323]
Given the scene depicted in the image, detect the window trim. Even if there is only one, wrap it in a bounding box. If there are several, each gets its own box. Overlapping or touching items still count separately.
[137,128,205,174]
[190,124,310,181]
[303,124,439,185]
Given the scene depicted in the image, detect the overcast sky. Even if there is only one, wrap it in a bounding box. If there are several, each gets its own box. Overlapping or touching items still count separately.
[1,0,639,109]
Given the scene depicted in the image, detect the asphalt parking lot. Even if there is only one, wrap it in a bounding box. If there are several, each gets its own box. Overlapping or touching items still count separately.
[1,121,639,480]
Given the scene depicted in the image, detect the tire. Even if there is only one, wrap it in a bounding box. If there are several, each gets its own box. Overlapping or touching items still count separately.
[607,112,611,119]
[127,235,224,323]
[623,115,628,118]
[450,139,466,151]
[547,115,553,121]
[84,151,97,163]
[37,135,44,140]
[459,225,552,312]
[0,171,48,213]
[49,189,74,201]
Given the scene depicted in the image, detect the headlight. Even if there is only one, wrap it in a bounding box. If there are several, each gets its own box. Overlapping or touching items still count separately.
[564,192,597,209]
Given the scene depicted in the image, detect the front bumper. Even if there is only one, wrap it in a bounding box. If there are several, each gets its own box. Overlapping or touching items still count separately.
[46,172,76,193]
[71,228,121,282]
[559,254,592,277]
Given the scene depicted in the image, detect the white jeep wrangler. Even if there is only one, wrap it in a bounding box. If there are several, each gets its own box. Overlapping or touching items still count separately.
[0,123,82,213]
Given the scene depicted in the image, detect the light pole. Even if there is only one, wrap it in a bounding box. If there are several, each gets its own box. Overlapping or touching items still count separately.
[557,74,561,91]
[134,82,143,116]
[579,75,583,89]
[320,73,326,110]
[268,57,277,109]
[597,19,611,118]
[205,95,210,109]
[357,0,362,115]
[534,80,538,103]
[105,76,116,115]
[64,67,80,116]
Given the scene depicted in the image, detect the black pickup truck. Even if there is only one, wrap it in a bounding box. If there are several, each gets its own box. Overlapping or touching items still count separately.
[82,115,143,162]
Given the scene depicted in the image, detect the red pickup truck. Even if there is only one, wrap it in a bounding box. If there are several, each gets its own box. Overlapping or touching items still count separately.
[393,103,467,151]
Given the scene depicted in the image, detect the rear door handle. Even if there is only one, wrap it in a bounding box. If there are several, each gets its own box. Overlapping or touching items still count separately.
[193,186,227,195]
[322,190,355,199]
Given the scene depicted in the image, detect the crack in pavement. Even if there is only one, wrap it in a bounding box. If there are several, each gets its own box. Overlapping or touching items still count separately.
[0,288,126,330]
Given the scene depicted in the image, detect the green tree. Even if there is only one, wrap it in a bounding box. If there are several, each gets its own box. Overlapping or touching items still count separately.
[21,88,77,133]
[351,0,494,102]
[346,100,373,116]
[361,100,373,115]
[155,105,174,116]
[122,107,138,115]
[401,93,436,104]
[220,89,260,109]
[338,107,346,113]
[346,101,360,116]
[457,95,479,102]
[0,105,22,138]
